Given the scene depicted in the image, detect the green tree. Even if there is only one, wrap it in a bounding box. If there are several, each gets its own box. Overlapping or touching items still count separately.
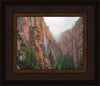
[48,51,55,65]
[56,53,75,70]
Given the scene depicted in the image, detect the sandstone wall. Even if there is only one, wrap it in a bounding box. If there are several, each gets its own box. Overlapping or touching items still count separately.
[58,17,83,67]
[17,17,52,69]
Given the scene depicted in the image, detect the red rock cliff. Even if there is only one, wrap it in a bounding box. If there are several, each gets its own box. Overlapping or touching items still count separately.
[58,17,83,67]
[17,17,53,69]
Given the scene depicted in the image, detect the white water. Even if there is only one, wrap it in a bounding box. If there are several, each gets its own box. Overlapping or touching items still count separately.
[43,33,49,55]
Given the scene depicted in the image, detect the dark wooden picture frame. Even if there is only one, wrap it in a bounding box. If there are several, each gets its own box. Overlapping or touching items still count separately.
[1,1,99,86]
[13,13,87,73]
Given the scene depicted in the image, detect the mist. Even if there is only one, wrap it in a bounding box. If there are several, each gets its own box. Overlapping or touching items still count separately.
[44,17,80,41]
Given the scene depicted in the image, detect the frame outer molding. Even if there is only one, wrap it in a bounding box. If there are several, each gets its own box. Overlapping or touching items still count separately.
[1,1,99,86]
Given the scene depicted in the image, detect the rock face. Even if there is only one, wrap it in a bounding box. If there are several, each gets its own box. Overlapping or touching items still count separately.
[58,17,83,67]
[17,17,83,69]
[17,17,56,69]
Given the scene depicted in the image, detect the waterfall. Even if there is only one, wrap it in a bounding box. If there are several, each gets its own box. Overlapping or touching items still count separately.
[43,33,49,55]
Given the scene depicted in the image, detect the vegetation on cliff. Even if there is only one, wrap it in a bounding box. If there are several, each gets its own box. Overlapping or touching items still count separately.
[17,45,42,69]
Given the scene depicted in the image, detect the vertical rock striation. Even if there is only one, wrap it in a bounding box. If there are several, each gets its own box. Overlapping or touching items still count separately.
[58,17,83,67]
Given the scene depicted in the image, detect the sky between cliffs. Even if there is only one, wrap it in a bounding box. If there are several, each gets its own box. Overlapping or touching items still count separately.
[44,17,80,40]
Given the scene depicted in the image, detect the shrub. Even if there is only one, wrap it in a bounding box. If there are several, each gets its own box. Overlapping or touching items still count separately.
[56,65,62,69]
[31,26,38,29]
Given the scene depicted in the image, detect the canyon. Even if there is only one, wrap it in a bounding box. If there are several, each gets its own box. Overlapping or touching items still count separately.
[17,17,83,70]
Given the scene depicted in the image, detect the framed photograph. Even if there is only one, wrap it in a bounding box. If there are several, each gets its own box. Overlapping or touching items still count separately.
[13,13,87,73]
[1,1,98,85]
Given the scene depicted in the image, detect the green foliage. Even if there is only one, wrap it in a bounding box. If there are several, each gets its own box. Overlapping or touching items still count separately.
[49,40,51,43]
[76,55,83,70]
[17,22,19,27]
[34,64,42,69]
[31,26,38,29]
[51,64,56,69]
[47,51,56,69]
[37,30,40,33]
[18,46,42,69]
[43,51,47,58]
[34,26,38,28]
[56,65,62,69]
[56,53,75,70]
[44,66,48,69]
[48,51,55,65]
[18,44,83,70]
[36,34,39,38]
